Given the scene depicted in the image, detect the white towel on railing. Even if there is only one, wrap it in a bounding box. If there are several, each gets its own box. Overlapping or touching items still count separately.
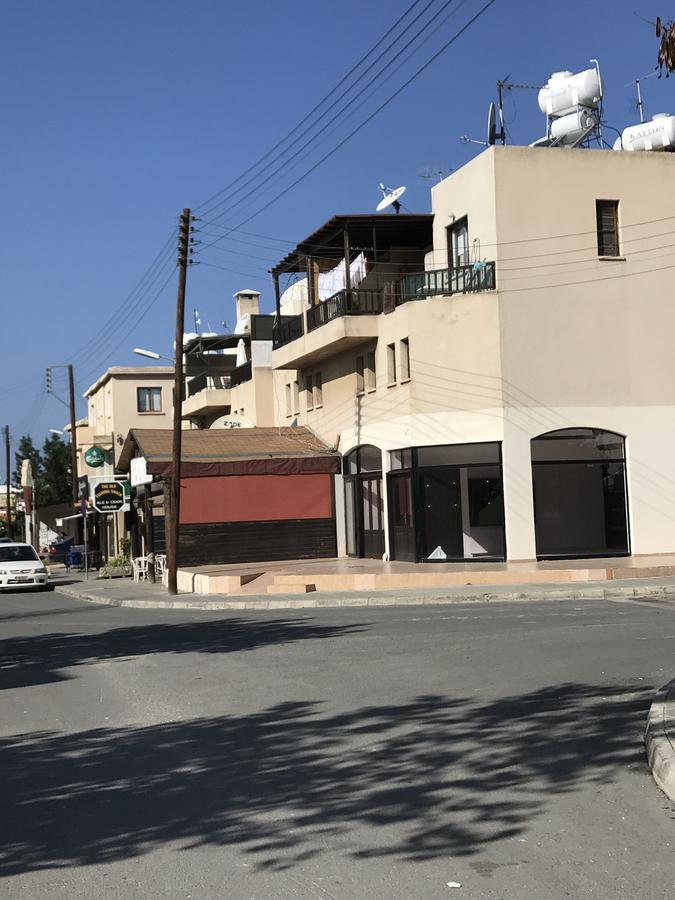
[317,253,367,300]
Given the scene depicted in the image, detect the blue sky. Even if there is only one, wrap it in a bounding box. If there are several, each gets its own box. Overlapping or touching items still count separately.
[1,0,671,450]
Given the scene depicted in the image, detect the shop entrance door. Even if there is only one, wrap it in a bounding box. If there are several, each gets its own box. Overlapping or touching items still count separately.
[359,475,385,558]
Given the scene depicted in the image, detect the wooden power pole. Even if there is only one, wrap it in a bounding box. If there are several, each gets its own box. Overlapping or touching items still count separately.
[67,364,78,508]
[4,426,11,540]
[167,208,191,595]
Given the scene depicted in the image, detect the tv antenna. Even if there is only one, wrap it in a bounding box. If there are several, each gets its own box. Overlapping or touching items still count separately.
[376,183,406,214]
[460,76,542,147]
[624,70,658,123]
[417,165,453,183]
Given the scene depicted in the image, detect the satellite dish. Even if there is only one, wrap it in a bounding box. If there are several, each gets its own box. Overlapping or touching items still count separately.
[487,102,497,146]
[376,183,406,213]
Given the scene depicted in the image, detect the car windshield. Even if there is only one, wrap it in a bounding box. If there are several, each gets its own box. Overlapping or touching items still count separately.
[0,546,39,562]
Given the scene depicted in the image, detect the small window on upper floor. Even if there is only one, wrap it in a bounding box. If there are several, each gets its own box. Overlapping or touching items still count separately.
[313,372,323,408]
[137,387,162,413]
[596,200,620,257]
[285,382,292,418]
[366,349,376,393]
[305,373,314,411]
[293,380,300,416]
[387,343,396,386]
[400,338,410,382]
[356,356,365,395]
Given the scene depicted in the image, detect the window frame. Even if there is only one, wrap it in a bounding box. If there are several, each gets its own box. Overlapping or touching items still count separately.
[305,373,314,411]
[313,371,323,408]
[366,349,376,393]
[137,386,162,414]
[596,199,620,258]
[399,337,410,382]
[386,343,397,387]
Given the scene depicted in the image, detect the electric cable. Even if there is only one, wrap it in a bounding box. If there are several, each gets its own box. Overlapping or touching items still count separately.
[198,0,460,224]
[194,0,430,215]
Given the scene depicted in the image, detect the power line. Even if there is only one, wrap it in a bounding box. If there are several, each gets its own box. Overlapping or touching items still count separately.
[198,0,458,224]
[193,0,428,215]
[196,0,499,254]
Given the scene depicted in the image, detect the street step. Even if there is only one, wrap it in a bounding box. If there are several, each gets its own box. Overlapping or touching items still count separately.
[267,582,316,594]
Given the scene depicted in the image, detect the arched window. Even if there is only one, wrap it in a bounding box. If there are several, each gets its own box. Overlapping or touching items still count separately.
[530,428,629,558]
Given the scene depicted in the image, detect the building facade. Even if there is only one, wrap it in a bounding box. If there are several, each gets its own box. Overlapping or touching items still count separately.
[270,145,675,563]
[77,366,175,555]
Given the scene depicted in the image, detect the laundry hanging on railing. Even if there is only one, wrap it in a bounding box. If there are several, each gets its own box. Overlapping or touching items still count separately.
[317,252,367,301]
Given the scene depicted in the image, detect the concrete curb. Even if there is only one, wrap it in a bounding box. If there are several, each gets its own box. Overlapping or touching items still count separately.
[645,678,675,803]
[56,578,675,612]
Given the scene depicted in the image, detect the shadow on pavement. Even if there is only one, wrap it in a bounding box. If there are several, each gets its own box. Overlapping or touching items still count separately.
[0,616,368,690]
[0,683,653,876]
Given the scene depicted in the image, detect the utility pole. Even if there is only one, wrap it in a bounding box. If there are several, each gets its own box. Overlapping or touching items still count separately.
[3,426,11,540]
[167,208,191,595]
[67,365,78,504]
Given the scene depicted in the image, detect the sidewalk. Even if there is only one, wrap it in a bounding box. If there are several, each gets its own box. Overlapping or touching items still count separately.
[645,678,675,803]
[54,570,675,611]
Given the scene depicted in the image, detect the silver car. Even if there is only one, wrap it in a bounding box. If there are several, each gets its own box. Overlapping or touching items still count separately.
[0,543,49,591]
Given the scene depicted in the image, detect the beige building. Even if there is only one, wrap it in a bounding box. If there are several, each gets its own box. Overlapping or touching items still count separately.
[270,145,675,564]
[73,366,174,554]
[182,289,276,429]
[76,366,175,476]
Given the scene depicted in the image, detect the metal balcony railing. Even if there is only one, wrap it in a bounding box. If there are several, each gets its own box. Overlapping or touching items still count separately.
[186,373,233,397]
[230,361,252,387]
[306,289,383,333]
[395,261,496,304]
[272,314,304,349]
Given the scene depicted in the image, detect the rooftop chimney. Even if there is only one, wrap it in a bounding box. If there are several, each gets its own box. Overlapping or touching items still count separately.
[233,288,260,322]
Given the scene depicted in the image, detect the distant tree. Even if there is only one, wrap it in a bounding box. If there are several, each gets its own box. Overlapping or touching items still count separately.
[40,433,71,506]
[13,434,42,490]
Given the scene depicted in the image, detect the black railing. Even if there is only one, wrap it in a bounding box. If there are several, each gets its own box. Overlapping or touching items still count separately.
[186,373,232,397]
[306,289,383,333]
[395,261,496,304]
[272,314,304,349]
[230,361,252,387]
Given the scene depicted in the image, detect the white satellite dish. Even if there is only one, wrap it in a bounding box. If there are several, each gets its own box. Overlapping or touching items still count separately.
[376,183,406,213]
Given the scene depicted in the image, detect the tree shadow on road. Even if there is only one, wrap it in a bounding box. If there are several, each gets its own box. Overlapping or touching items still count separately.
[0,616,368,690]
[0,682,655,876]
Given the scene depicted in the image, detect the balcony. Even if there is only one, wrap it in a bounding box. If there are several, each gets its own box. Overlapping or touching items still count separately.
[395,262,496,304]
[273,314,304,350]
[306,289,383,332]
[182,374,232,419]
[230,361,252,387]
[271,265,496,369]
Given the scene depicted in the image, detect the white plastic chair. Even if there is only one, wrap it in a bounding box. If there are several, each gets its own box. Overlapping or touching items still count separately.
[154,554,167,584]
[132,556,148,583]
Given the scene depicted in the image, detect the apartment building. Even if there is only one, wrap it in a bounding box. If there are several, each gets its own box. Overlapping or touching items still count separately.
[75,366,174,554]
[271,145,675,564]
[182,289,276,429]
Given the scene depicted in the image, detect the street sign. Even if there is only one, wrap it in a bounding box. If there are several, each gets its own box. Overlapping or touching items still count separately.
[93,481,126,513]
[84,446,106,468]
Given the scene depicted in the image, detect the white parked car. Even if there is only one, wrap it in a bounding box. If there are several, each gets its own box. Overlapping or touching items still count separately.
[0,543,49,591]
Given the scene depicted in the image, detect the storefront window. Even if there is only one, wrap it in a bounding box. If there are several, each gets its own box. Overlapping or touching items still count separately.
[531,429,629,558]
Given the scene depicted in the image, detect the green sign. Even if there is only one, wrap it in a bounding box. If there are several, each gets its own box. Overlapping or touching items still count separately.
[84,446,106,468]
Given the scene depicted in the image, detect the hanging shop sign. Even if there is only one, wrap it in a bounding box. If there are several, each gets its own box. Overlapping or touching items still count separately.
[93,481,127,513]
[84,446,106,468]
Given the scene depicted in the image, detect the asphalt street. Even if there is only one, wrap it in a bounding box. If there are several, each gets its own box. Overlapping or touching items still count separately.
[1,587,674,900]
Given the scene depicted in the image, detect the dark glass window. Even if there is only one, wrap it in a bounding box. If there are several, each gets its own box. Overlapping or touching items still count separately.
[531,428,629,558]
[390,448,413,471]
[596,200,620,257]
[137,387,162,413]
[417,442,501,468]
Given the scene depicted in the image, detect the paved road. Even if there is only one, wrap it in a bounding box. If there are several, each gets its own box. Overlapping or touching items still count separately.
[1,587,674,900]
